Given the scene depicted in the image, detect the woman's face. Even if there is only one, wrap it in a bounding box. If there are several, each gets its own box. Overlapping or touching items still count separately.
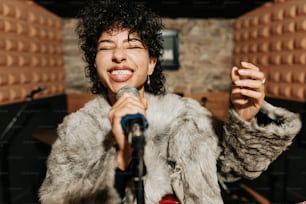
[95,29,156,97]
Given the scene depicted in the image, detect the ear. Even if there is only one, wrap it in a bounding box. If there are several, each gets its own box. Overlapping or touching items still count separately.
[148,57,157,75]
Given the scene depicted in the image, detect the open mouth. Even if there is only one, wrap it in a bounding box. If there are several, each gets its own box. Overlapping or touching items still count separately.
[109,69,133,76]
[108,68,134,82]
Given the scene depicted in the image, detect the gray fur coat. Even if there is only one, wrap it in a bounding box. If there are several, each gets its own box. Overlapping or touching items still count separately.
[39,93,301,204]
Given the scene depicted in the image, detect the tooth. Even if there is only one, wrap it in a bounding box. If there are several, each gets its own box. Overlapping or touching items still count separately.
[111,70,131,75]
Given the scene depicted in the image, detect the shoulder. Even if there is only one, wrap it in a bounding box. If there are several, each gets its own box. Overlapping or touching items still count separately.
[66,95,110,122]
[146,93,213,129]
[146,92,211,116]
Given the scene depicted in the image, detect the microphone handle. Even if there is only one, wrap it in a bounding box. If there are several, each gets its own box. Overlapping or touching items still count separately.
[121,113,148,133]
[122,113,148,147]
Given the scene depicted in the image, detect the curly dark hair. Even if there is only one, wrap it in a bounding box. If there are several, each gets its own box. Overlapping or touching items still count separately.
[76,0,166,96]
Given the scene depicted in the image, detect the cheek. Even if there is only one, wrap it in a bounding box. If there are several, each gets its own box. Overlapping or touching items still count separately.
[94,63,108,82]
[95,56,108,71]
[134,55,151,69]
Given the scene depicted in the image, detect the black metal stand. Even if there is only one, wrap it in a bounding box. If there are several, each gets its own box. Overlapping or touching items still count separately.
[0,95,34,203]
[0,85,47,146]
[0,86,47,203]
[0,102,30,147]
[121,111,148,204]
[128,122,146,204]
[132,136,146,204]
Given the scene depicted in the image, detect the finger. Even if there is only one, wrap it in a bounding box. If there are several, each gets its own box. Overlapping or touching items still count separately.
[112,93,141,110]
[233,79,264,89]
[231,91,262,106]
[240,61,259,70]
[109,100,146,125]
[237,87,265,101]
[110,94,146,116]
[237,68,265,81]
[231,87,248,105]
[232,86,265,106]
[112,103,145,119]
[231,84,265,104]
[231,97,248,106]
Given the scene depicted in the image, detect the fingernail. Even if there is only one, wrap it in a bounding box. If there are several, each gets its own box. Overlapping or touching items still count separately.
[238,69,248,75]
[241,61,248,66]
[234,80,243,85]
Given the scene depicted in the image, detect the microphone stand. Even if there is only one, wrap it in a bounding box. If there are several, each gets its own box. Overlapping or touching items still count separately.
[0,85,47,146]
[129,123,146,204]
[0,86,46,203]
[0,94,35,147]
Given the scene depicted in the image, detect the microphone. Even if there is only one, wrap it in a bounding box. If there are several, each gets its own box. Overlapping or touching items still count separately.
[26,84,48,100]
[0,84,48,144]
[116,86,147,204]
[116,86,148,146]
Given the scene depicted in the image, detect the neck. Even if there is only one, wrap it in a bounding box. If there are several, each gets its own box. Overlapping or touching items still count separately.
[108,92,117,105]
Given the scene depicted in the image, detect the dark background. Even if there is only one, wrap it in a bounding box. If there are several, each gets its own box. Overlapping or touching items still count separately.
[33,0,272,19]
[0,95,67,204]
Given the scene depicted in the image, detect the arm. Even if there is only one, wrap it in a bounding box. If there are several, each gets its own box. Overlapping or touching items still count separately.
[217,100,302,182]
[108,92,148,171]
[217,61,302,181]
[39,111,121,204]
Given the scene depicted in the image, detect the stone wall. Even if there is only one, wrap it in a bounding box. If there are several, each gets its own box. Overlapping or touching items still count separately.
[63,18,234,94]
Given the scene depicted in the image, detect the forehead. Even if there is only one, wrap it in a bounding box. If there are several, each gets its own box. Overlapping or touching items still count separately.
[100,28,140,39]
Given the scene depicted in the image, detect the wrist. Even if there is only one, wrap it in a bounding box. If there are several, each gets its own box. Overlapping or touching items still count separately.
[116,146,133,170]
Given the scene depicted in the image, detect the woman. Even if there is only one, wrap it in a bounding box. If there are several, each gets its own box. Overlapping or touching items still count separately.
[39,0,301,203]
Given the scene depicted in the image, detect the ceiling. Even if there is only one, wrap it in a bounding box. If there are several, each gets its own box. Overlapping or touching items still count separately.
[33,0,272,19]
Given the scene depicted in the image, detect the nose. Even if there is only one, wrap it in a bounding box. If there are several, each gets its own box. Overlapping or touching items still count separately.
[112,47,126,63]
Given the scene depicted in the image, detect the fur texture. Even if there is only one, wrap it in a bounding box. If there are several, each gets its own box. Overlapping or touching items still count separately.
[39,93,301,204]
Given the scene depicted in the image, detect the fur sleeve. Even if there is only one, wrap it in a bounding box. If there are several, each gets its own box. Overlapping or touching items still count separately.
[39,101,121,204]
[218,101,302,182]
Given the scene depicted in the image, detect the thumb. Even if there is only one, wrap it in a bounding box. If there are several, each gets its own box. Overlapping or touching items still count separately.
[231,66,240,82]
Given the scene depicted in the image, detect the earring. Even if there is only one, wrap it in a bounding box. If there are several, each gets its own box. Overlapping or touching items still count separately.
[147,75,150,85]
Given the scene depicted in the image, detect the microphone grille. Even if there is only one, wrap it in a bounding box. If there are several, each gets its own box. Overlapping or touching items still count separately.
[116,86,140,100]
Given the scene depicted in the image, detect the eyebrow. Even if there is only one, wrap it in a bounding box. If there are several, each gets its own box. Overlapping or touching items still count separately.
[97,37,142,44]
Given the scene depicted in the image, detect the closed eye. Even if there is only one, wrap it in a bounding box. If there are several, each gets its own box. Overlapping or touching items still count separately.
[126,39,145,49]
[97,44,115,51]
[126,45,143,49]
[98,47,112,51]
